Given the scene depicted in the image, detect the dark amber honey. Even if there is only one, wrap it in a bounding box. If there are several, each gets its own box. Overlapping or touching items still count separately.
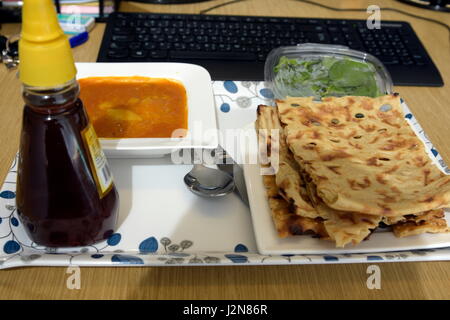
[16,91,119,247]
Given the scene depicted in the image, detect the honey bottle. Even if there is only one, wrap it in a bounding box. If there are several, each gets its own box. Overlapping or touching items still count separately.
[16,0,119,247]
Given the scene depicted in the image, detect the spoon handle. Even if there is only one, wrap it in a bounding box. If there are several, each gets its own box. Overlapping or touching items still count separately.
[216,146,249,207]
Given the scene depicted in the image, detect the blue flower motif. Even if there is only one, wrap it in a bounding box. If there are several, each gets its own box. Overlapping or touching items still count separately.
[259,88,274,99]
[107,233,121,246]
[0,191,15,199]
[323,255,339,262]
[3,240,20,254]
[367,255,384,261]
[111,254,144,265]
[91,254,104,259]
[225,254,248,263]
[234,244,248,252]
[139,236,158,254]
[404,113,413,119]
[224,80,238,93]
[431,148,438,157]
[236,96,251,108]
[11,217,19,227]
[220,103,231,113]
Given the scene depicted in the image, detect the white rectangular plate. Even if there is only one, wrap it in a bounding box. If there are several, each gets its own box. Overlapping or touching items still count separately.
[75,62,218,158]
[242,102,450,255]
[244,162,450,255]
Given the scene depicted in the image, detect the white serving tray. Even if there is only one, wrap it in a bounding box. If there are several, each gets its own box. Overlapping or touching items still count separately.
[1,81,449,269]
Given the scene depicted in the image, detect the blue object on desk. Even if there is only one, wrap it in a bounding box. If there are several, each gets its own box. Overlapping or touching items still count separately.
[69,32,89,48]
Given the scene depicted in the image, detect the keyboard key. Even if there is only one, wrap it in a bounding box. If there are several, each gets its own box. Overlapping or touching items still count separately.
[129,42,142,50]
[143,42,157,50]
[346,39,363,47]
[367,49,381,56]
[297,25,324,32]
[195,36,209,43]
[381,47,395,54]
[378,56,400,65]
[137,34,151,42]
[401,59,414,65]
[150,50,168,58]
[135,27,149,34]
[232,44,243,52]
[150,27,162,34]
[141,20,156,27]
[156,20,171,27]
[107,49,128,59]
[112,35,134,42]
[328,26,339,33]
[307,32,329,43]
[113,27,132,35]
[182,35,195,43]
[116,13,128,19]
[173,43,187,50]
[136,13,147,20]
[114,20,128,27]
[325,20,339,25]
[158,43,172,50]
[414,59,428,66]
[109,42,127,49]
[131,49,147,58]
[164,27,181,35]
[397,50,410,57]
[257,53,267,61]
[166,35,180,42]
[217,43,231,52]
[377,40,392,48]
[402,37,421,49]
[170,51,257,61]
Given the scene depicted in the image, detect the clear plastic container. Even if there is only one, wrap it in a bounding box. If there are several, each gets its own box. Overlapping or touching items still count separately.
[264,43,393,100]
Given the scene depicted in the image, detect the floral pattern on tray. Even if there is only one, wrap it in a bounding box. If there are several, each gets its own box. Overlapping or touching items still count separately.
[1,81,449,269]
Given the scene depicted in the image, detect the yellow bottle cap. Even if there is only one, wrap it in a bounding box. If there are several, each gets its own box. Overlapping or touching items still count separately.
[19,0,77,87]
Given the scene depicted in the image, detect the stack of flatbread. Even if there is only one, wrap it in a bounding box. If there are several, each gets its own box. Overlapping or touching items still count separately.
[256,94,449,247]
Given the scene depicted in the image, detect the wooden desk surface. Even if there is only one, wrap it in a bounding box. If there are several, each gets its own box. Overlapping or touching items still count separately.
[0,0,449,299]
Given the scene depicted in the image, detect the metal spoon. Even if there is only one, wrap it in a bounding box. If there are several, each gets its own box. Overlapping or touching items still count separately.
[184,163,235,198]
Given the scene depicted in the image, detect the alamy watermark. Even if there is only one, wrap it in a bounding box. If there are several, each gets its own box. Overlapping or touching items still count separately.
[367,5,381,30]
[169,124,280,175]
[366,265,381,289]
[66,266,81,290]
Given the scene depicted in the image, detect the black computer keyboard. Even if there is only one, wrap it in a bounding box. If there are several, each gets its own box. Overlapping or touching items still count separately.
[97,12,444,86]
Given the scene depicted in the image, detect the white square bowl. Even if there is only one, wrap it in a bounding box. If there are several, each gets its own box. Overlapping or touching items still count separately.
[75,62,218,158]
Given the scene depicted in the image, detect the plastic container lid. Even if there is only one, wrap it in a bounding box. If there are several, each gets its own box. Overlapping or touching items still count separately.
[264,43,393,100]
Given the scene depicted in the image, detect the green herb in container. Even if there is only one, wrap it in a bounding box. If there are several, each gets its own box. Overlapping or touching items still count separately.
[265,44,393,100]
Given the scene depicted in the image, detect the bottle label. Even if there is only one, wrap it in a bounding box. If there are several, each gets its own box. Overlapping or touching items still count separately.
[81,123,114,198]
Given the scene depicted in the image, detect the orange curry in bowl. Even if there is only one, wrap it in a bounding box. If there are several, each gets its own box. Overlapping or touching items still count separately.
[78,76,188,138]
